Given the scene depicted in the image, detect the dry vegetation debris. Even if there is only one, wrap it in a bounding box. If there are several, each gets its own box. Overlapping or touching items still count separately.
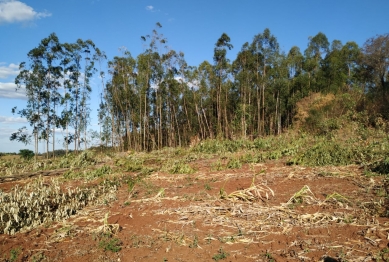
[1,134,389,261]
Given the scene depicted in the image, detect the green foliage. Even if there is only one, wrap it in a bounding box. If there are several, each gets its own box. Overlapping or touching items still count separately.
[189,235,199,248]
[72,151,97,167]
[192,139,250,154]
[19,149,34,160]
[211,160,225,171]
[290,139,353,166]
[204,183,212,191]
[98,235,122,252]
[253,138,272,150]
[116,156,144,172]
[264,252,275,262]
[58,151,97,169]
[226,158,242,169]
[376,247,389,262]
[241,152,268,164]
[212,247,229,261]
[162,160,195,174]
[306,111,342,135]
[9,248,21,262]
[30,252,46,262]
[370,156,389,175]
[126,176,138,192]
[63,165,111,180]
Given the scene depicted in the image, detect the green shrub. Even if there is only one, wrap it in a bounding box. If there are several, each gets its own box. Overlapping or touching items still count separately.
[19,149,34,160]
[226,158,242,169]
[163,161,195,174]
[117,156,144,172]
[290,140,353,166]
[253,138,272,150]
[63,165,111,180]
[370,156,389,175]
[71,151,97,167]
[99,237,122,252]
[212,247,229,261]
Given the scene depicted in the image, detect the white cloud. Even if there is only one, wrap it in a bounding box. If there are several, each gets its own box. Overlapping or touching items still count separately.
[145,5,154,11]
[0,115,27,124]
[0,82,26,99]
[0,0,51,25]
[0,63,19,79]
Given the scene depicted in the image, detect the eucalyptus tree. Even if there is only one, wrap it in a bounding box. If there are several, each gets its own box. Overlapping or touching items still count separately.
[213,33,233,137]
[93,48,108,149]
[341,41,360,89]
[62,39,98,152]
[106,51,138,151]
[10,127,32,147]
[78,40,97,150]
[40,34,64,158]
[271,52,289,135]
[250,28,280,135]
[197,60,216,139]
[232,42,255,138]
[61,42,80,153]
[285,46,305,127]
[160,50,180,147]
[13,33,64,159]
[360,33,389,105]
[303,32,329,92]
[136,45,155,149]
[13,61,44,159]
[137,22,174,150]
[319,40,347,93]
[175,53,203,145]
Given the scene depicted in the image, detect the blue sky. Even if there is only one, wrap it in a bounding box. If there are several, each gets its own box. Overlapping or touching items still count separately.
[1,0,388,153]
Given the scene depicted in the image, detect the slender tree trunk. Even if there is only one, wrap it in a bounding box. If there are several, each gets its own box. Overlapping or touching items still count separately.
[172,104,181,147]
[224,84,229,139]
[75,84,79,154]
[159,91,162,149]
[46,93,50,159]
[262,64,266,136]
[217,74,222,135]
[53,100,55,158]
[256,84,260,135]
[202,108,212,139]
[195,103,204,140]
[143,92,147,150]
[34,126,38,161]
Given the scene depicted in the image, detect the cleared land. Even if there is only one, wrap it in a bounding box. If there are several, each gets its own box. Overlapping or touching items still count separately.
[1,137,389,261]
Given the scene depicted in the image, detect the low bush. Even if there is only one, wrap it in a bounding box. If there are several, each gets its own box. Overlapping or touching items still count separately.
[19,149,34,160]
[290,139,353,166]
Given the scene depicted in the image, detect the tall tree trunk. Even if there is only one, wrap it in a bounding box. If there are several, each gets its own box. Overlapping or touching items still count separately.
[224,84,229,138]
[53,100,55,158]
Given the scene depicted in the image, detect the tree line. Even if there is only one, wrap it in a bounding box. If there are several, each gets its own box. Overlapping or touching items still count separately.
[12,23,389,155]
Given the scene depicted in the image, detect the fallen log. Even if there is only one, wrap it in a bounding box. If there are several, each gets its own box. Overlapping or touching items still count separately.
[0,168,73,183]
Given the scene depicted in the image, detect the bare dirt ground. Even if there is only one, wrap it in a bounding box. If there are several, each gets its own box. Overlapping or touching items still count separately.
[1,158,389,262]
